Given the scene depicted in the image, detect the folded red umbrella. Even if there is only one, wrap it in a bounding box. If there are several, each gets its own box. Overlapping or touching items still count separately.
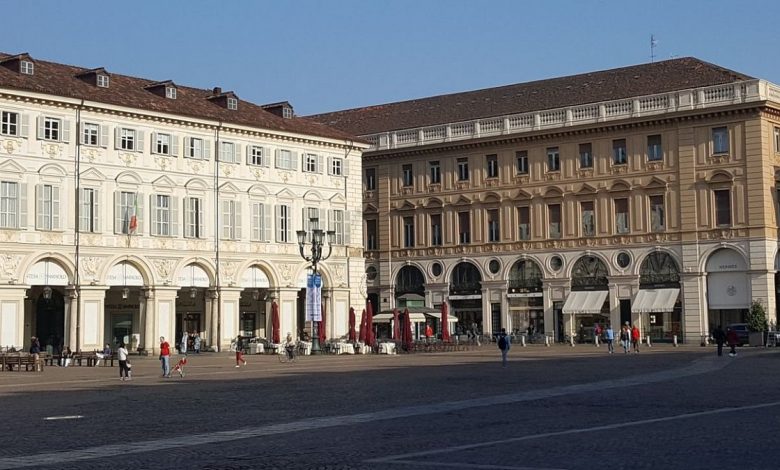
[348,307,356,342]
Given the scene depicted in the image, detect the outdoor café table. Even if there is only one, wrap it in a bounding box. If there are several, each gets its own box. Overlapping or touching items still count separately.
[268,343,282,354]
[379,342,396,355]
[249,343,265,354]
[299,341,312,355]
[333,342,355,355]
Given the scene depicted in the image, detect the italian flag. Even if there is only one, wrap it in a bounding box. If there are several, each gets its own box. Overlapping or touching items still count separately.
[128,194,138,234]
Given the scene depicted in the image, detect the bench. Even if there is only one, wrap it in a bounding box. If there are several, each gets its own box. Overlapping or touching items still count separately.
[0,354,43,372]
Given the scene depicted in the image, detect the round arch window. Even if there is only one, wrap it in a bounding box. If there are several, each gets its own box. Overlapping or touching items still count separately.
[550,255,563,272]
[488,259,501,275]
[431,262,443,277]
[366,265,378,281]
[616,252,631,269]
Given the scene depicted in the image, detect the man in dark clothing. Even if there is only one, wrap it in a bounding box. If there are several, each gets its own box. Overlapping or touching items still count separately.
[712,325,726,356]
[726,327,739,357]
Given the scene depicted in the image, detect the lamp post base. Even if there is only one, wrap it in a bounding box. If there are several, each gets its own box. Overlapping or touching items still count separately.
[311,338,322,354]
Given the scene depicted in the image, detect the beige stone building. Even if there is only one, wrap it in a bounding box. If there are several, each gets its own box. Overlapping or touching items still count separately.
[311,58,780,343]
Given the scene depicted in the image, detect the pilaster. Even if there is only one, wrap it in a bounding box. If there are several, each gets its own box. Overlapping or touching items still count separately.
[153,287,179,355]
[77,285,108,351]
[0,286,29,349]
[219,286,243,350]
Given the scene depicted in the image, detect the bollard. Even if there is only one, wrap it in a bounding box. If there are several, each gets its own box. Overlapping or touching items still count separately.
[569,335,575,347]
[595,335,600,347]
[545,336,551,347]
[673,335,678,347]
[521,335,526,347]
[646,335,652,348]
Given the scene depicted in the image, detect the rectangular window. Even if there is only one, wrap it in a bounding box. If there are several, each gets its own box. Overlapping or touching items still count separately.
[44,117,60,141]
[221,199,240,240]
[365,168,376,191]
[457,158,469,181]
[0,181,19,229]
[712,127,729,154]
[166,87,177,99]
[156,133,171,155]
[649,195,665,232]
[547,147,560,172]
[97,75,109,88]
[615,198,630,233]
[120,128,136,151]
[458,211,471,244]
[775,127,780,153]
[116,191,140,235]
[20,61,34,75]
[79,188,99,233]
[184,197,204,239]
[330,157,343,176]
[402,164,413,187]
[429,161,441,184]
[487,209,500,242]
[250,202,272,242]
[366,219,378,250]
[219,142,236,163]
[516,151,529,174]
[153,195,171,236]
[36,184,59,231]
[187,138,204,159]
[548,204,561,239]
[714,189,731,226]
[227,97,238,110]
[612,139,627,165]
[486,154,499,179]
[579,143,593,168]
[518,206,530,240]
[276,204,292,243]
[249,146,265,166]
[304,153,318,173]
[1,111,19,136]
[647,135,663,161]
[581,201,595,236]
[403,216,415,248]
[329,209,345,245]
[82,123,99,146]
[275,149,294,169]
[430,214,442,246]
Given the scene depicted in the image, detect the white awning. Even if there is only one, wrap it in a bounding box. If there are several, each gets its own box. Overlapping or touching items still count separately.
[373,313,428,323]
[562,291,608,315]
[632,288,680,313]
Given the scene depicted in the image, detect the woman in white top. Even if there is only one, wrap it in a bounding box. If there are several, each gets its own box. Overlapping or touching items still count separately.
[117,343,130,381]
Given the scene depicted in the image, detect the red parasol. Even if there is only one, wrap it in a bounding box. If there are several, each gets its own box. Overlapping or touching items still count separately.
[359,308,367,343]
[441,302,450,342]
[271,301,280,344]
[404,307,413,351]
[318,302,326,343]
[366,300,374,347]
[348,307,356,341]
[392,308,400,340]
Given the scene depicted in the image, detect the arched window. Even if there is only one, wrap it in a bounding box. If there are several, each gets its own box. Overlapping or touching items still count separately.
[450,262,482,295]
[571,256,608,290]
[639,252,680,287]
[395,265,425,296]
[508,259,543,293]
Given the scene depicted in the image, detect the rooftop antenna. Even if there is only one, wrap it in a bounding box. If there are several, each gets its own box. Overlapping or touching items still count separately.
[650,34,658,63]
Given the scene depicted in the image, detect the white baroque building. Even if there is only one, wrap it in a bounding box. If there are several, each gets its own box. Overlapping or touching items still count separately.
[0,52,367,354]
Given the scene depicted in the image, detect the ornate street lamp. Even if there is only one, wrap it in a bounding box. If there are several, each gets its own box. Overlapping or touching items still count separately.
[296,222,335,354]
[42,286,53,301]
[121,287,130,300]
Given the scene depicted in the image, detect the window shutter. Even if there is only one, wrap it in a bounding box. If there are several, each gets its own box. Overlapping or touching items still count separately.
[344,210,351,244]
[286,206,292,242]
[114,191,122,234]
[275,205,282,242]
[317,154,324,173]
[183,137,190,157]
[327,157,333,175]
[35,184,43,230]
[136,130,144,153]
[19,114,29,137]
[18,183,27,229]
[233,144,241,164]
[151,132,158,154]
[250,202,260,241]
[114,127,121,150]
[170,196,179,237]
[302,208,310,241]
[261,147,270,167]
[37,116,45,140]
[100,124,109,147]
[183,197,192,237]
[263,203,272,241]
[220,200,228,239]
[234,201,242,240]
[150,194,158,236]
[302,154,307,172]
[93,189,100,232]
[61,120,71,143]
[197,197,204,238]
[343,159,349,176]
[170,135,179,157]
[203,140,211,160]
[274,148,280,168]
[328,209,334,233]
[52,186,61,230]
[246,145,253,165]
[136,192,144,234]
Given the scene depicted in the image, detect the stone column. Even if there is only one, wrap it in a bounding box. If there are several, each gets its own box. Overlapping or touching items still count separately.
[142,288,155,354]
[681,272,706,344]
[219,287,243,351]
[65,286,79,351]
[208,289,220,351]
[76,286,109,352]
[153,287,179,355]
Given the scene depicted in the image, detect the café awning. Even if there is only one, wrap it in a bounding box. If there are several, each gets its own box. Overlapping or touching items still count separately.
[562,291,608,315]
[632,288,680,313]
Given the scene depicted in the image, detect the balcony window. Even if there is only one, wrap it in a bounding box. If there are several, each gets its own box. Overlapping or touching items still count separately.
[365,168,376,191]
[579,143,593,168]
[457,158,469,181]
[649,195,665,232]
[458,211,470,244]
[403,216,415,248]
[547,147,560,172]
[517,206,530,240]
[612,139,627,165]
[581,201,595,236]
[714,189,731,226]
[487,209,500,242]
[486,154,499,179]
[647,135,663,161]
[430,214,442,246]
[429,161,441,184]
[548,204,561,239]
[402,164,413,187]
[516,151,528,175]
[712,127,729,154]
[614,198,630,233]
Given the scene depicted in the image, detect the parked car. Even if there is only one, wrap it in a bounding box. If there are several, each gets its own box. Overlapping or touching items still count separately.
[727,323,750,346]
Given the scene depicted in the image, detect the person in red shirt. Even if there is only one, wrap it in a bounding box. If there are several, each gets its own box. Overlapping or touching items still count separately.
[425,323,434,343]
[726,327,739,357]
[631,325,641,353]
[159,336,171,377]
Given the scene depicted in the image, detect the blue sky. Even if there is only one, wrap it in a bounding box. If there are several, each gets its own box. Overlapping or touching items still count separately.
[3,0,780,115]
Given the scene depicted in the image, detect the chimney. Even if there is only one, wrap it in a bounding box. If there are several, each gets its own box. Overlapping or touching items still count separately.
[212,87,222,95]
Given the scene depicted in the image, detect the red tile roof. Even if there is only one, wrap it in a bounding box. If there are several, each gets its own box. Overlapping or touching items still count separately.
[0,52,357,142]
[307,58,753,136]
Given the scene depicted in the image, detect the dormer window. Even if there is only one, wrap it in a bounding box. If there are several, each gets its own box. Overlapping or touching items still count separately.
[227,97,238,110]
[20,61,34,75]
[166,87,177,99]
[283,107,293,119]
[97,74,109,88]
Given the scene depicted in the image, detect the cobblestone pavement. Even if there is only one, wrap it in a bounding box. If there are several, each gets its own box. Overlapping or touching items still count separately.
[1,344,778,469]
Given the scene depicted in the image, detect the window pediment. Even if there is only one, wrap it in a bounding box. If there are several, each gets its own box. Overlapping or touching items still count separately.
[115,171,143,185]
[0,159,26,176]
[152,175,176,189]
[38,163,68,178]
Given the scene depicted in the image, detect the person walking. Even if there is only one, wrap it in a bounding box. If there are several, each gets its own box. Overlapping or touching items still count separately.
[631,325,641,353]
[193,334,201,354]
[605,324,615,354]
[29,337,41,371]
[425,323,434,343]
[497,328,511,368]
[620,323,631,354]
[235,335,247,368]
[712,325,726,357]
[726,327,739,357]
[117,342,130,381]
[180,331,188,355]
[593,323,602,347]
[159,336,171,377]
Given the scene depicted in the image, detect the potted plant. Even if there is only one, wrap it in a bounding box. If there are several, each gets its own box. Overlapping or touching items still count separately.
[746,300,769,346]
